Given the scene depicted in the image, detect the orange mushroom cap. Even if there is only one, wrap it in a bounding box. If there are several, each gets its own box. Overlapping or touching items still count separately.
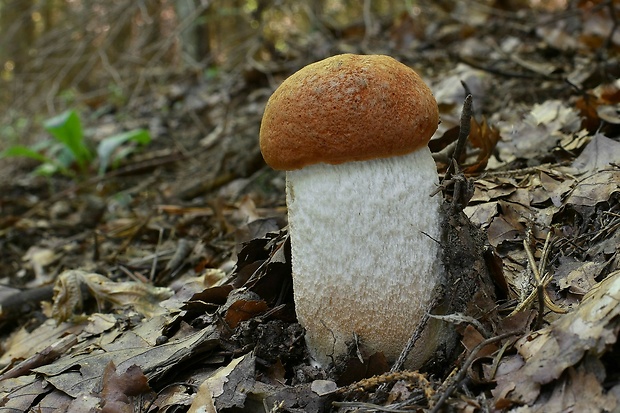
[260,54,439,170]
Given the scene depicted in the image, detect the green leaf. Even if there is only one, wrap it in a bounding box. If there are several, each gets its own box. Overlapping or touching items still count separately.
[34,162,64,177]
[0,145,53,164]
[97,129,151,174]
[43,110,92,168]
[0,145,74,177]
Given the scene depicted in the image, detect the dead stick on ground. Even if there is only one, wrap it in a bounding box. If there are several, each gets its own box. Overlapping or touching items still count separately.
[443,93,472,183]
[430,330,523,413]
[517,230,565,327]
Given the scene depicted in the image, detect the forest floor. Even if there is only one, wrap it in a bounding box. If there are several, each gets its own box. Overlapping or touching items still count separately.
[0,2,620,412]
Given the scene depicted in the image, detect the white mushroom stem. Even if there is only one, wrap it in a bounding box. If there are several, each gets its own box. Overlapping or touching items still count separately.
[286,147,447,368]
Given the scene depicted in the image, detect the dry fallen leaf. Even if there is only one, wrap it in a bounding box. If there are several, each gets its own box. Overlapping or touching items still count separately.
[487,215,524,248]
[52,269,173,323]
[464,116,502,173]
[188,354,255,413]
[494,99,582,163]
[564,170,620,207]
[570,133,620,174]
[32,321,219,398]
[575,79,620,131]
[557,259,606,296]
[513,362,617,413]
[100,362,151,413]
[493,270,620,409]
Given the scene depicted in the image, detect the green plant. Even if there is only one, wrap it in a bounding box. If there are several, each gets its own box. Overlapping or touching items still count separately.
[0,110,151,178]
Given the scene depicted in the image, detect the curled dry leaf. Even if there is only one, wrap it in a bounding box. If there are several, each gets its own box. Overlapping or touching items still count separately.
[52,270,84,323]
[463,116,501,173]
[52,269,173,323]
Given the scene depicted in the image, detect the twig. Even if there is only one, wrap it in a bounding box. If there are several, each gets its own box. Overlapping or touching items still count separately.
[511,230,565,322]
[457,54,563,80]
[0,285,55,323]
[429,330,523,413]
[524,230,546,329]
[488,337,515,381]
[390,304,435,373]
[528,230,565,314]
[372,295,437,399]
[337,371,430,395]
[536,232,565,313]
[151,227,165,281]
[110,211,154,261]
[331,400,418,413]
[473,163,575,178]
[444,94,473,183]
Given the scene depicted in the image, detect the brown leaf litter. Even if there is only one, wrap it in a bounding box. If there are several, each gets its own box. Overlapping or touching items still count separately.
[0,2,620,412]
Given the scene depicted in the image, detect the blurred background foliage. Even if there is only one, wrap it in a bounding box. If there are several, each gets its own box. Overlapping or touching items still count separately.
[0,0,417,141]
[0,0,572,145]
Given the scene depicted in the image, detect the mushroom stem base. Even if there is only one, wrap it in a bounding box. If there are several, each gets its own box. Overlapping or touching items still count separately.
[286,148,448,369]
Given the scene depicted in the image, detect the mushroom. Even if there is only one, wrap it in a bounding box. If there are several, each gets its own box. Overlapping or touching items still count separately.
[259,54,449,369]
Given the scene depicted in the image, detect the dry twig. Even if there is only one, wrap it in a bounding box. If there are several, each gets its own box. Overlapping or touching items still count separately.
[429,330,523,413]
[510,230,566,325]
